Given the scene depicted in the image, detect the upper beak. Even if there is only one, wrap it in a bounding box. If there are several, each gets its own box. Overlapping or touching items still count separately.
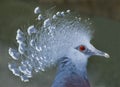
[94,49,110,58]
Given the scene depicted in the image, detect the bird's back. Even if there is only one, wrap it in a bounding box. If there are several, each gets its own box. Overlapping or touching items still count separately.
[52,57,90,87]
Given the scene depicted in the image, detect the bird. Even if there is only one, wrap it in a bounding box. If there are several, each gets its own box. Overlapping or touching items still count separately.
[8,7,110,87]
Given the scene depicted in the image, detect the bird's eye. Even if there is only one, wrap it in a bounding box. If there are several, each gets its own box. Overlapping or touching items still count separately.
[79,45,86,51]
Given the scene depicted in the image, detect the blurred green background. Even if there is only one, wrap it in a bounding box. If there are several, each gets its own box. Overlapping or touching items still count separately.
[0,0,120,87]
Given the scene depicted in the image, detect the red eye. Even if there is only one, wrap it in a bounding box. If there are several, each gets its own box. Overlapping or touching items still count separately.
[79,45,86,51]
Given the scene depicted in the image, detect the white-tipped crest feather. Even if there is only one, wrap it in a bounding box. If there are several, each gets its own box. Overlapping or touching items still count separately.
[8,7,93,82]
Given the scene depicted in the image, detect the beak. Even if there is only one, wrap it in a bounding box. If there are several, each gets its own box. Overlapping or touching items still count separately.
[93,48,110,58]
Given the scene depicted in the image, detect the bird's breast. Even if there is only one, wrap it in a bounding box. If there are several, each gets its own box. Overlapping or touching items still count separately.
[52,57,90,87]
[64,73,90,87]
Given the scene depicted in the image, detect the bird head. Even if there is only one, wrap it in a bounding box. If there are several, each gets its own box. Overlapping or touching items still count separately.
[8,7,110,82]
[75,43,110,58]
[66,37,110,68]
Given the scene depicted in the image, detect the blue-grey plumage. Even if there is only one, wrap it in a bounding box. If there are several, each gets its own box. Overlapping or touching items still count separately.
[52,44,109,87]
[8,7,110,86]
[52,57,90,87]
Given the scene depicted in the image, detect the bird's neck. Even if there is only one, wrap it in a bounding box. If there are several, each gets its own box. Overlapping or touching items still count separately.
[52,48,90,87]
[66,48,89,72]
[52,57,90,87]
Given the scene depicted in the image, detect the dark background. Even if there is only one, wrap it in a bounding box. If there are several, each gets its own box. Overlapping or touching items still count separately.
[0,0,120,87]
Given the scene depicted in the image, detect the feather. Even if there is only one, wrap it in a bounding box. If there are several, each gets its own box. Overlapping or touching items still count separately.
[52,57,90,87]
[8,7,93,82]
